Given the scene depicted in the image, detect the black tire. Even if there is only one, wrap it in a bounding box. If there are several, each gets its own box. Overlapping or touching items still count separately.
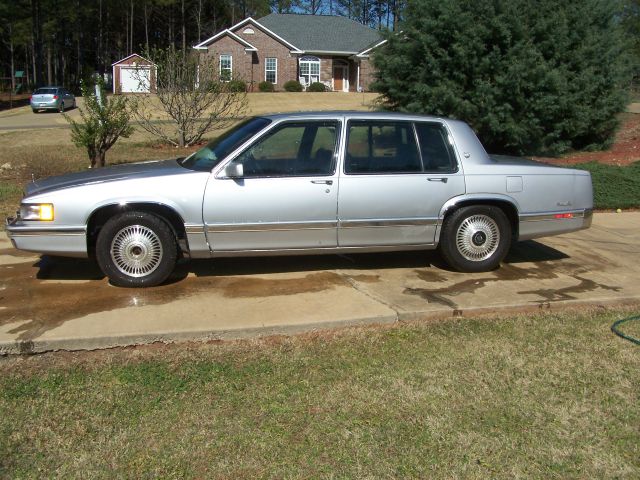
[32,109,38,114]
[59,101,65,113]
[96,211,178,287]
[439,205,511,272]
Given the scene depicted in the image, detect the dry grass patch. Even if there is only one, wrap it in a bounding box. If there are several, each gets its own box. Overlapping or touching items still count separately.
[0,308,638,478]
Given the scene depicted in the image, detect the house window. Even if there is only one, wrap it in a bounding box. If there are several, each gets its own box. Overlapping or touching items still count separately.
[220,54,232,81]
[299,55,320,87]
[265,58,277,83]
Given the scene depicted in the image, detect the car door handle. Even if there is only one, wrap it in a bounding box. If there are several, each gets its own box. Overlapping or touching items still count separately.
[311,180,333,185]
[427,177,448,183]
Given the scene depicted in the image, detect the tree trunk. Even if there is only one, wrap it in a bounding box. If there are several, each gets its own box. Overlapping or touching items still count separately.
[47,45,52,85]
[144,2,149,52]
[32,0,44,85]
[182,0,186,56]
[9,27,15,95]
[196,0,202,42]
[98,0,102,72]
[25,46,30,88]
[31,33,37,88]
[130,0,134,54]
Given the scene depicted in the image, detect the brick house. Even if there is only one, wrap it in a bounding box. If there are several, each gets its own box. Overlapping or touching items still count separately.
[193,13,386,92]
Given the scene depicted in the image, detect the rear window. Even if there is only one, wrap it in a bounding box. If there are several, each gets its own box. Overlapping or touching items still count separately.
[345,121,422,174]
[415,122,458,173]
[34,88,58,95]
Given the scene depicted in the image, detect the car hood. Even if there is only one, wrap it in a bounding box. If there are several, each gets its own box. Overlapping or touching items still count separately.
[25,159,191,197]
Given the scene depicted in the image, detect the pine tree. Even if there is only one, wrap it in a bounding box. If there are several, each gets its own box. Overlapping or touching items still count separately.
[372,0,632,155]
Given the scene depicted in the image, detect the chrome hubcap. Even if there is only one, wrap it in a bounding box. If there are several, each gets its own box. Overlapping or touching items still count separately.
[110,225,163,277]
[455,214,500,261]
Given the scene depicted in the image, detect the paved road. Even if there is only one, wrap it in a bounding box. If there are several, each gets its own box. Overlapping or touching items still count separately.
[1,212,638,354]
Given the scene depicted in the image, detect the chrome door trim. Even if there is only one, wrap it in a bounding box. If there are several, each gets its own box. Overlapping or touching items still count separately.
[206,221,338,233]
[339,218,439,229]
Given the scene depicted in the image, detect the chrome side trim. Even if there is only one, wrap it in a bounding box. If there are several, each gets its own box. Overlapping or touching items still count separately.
[339,218,439,229]
[211,243,436,258]
[206,221,337,233]
[7,227,86,237]
[185,224,206,234]
[519,209,592,222]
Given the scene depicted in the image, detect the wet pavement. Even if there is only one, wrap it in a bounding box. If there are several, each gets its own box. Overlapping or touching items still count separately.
[1,212,639,354]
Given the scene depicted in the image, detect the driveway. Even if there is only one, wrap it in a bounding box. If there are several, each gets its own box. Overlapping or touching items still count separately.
[1,212,638,354]
[0,93,379,131]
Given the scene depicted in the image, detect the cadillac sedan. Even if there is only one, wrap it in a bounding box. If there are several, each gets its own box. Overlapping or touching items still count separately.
[6,112,593,287]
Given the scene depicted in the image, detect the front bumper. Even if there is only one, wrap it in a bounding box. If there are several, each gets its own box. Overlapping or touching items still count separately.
[6,217,88,257]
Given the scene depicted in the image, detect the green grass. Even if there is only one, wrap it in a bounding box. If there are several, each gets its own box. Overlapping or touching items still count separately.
[0,181,21,201]
[573,161,640,210]
[1,309,638,478]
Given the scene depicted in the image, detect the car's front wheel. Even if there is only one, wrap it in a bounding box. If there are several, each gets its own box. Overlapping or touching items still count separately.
[439,205,511,272]
[96,211,177,287]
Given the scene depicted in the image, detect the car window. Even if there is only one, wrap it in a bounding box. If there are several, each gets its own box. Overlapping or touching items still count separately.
[415,122,458,173]
[179,117,271,172]
[345,121,422,174]
[234,121,339,177]
[34,88,57,95]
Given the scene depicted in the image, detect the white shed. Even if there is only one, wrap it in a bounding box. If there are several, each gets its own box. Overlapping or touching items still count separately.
[112,54,156,94]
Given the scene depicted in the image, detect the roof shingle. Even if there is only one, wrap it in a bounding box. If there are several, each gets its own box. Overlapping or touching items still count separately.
[258,13,382,54]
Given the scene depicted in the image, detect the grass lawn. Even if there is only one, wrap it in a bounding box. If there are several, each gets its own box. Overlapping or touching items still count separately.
[1,309,638,478]
[572,161,640,210]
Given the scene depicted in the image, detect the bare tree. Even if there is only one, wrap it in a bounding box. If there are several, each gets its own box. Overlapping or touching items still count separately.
[129,48,248,148]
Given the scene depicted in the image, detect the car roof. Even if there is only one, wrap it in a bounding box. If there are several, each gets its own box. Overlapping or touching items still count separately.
[258,110,455,123]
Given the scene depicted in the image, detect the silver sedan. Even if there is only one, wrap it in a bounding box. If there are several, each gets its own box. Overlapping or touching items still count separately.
[30,86,76,113]
[6,111,593,287]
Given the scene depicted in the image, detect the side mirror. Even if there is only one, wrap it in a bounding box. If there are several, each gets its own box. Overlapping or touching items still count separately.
[223,163,244,178]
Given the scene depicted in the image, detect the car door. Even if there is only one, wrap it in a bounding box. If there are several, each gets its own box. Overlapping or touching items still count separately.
[202,119,341,252]
[338,119,465,247]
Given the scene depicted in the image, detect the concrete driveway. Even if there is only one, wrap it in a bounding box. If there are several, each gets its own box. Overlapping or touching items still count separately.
[1,212,639,354]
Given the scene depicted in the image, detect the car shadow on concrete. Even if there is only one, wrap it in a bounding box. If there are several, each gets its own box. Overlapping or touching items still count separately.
[170,239,570,282]
[24,240,569,284]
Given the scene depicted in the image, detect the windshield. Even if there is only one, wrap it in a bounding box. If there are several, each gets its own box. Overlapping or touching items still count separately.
[179,117,272,172]
[34,88,58,95]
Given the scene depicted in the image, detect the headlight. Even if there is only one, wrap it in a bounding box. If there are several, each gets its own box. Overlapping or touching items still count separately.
[20,203,54,221]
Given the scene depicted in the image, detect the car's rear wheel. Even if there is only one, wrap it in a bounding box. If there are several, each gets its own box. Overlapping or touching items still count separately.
[96,211,177,287]
[59,101,65,113]
[439,205,511,272]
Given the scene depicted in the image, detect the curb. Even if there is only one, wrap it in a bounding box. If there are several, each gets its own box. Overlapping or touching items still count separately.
[2,296,639,355]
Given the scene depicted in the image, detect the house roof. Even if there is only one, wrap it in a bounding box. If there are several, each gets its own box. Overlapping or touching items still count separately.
[111,53,154,66]
[193,28,258,51]
[257,13,383,54]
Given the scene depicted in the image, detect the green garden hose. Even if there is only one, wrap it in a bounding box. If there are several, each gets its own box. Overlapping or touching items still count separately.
[611,315,640,345]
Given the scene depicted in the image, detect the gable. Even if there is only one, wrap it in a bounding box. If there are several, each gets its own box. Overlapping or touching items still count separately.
[194,17,299,52]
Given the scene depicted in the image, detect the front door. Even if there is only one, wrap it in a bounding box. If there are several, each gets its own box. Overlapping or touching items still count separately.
[203,120,341,252]
[338,119,466,247]
[333,65,347,92]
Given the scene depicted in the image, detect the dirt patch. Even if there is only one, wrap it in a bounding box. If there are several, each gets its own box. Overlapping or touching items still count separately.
[536,113,640,166]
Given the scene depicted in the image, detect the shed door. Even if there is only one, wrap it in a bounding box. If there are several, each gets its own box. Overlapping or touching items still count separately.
[120,67,150,93]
